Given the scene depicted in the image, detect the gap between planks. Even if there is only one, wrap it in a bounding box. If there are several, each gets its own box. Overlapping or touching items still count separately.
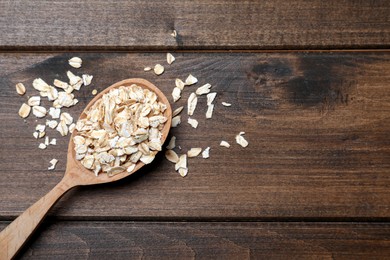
[0,49,389,54]
[1,216,390,223]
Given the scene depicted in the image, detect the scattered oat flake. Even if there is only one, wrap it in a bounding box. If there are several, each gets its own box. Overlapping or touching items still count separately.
[33,132,39,139]
[38,143,47,150]
[69,57,82,68]
[175,154,187,171]
[187,93,198,116]
[172,116,181,127]
[187,148,202,157]
[167,53,175,65]
[165,150,179,163]
[36,124,46,132]
[235,132,249,147]
[27,96,41,107]
[144,67,152,71]
[53,79,69,90]
[32,78,50,92]
[172,87,181,102]
[46,120,58,129]
[45,136,49,146]
[207,92,217,106]
[178,168,188,177]
[68,123,76,133]
[222,102,232,107]
[50,138,57,145]
[82,74,93,86]
[202,147,210,158]
[195,83,211,95]
[172,106,184,117]
[166,136,176,149]
[54,92,74,108]
[39,131,46,138]
[48,158,58,170]
[18,103,31,118]
[171,30,177,38]
[32,106,47,118]
[220,141,230,148]
[187,118,198,128]
[16,83,26,95]
[49,107,61,119]
[67,71,82,87]
[60,112,73,125]
[185,74,198,86]
[175,78,185,90]
[92,89,98,95]
[56,121,68,136]
[154,64,165,75]
[206,104,214,119]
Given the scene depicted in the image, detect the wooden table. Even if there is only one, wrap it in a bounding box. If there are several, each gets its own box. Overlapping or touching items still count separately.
[1,1,389,258]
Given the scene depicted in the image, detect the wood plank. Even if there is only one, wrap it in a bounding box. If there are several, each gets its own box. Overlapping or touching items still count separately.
[0,0,389,50]
[0,52,389,219]
[0,221,388,259]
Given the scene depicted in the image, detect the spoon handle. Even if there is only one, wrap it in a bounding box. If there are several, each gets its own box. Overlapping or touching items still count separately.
[0,177,75,259]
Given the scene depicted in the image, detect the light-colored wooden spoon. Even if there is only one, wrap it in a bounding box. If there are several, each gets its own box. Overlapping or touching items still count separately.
[0,78,172,260]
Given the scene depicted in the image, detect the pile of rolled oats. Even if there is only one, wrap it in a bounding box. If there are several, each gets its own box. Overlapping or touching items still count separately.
[152,49,249,178]
[16,57,93,171]
[73,85,168,176]
[15,43,250,178]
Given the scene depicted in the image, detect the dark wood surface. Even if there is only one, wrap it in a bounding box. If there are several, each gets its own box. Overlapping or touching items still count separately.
[0,222,387,259]
[1,52,389,221]
[0,0,389,50]
[1,0,389,258]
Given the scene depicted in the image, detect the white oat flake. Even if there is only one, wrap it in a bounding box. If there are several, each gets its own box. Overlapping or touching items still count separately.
[38,143,47,150]
[195,83,211,96]
[68,57,82,68]
[207,92,217,106]
[187,148,202,158]
[32,106,47,118]
[185,74,198,86]
[48,107,61,119]
[172,106,184,117]
[27,96,41,107]
[187,118,198,128]
[220,141,230,148]
[202,147,210,158]
[171,116,181,127]
[235,132,249,147]
[82,74,93,86]
[187,93,197,116]
[166,136,176,149]
[15,83,26,96]
[206,104,214,119]
[153,64,165,75]
[48,158,58,170]
[18,103,31,118]
[167,53,175,65]
[175,78,185,90]
[172,87,181,102]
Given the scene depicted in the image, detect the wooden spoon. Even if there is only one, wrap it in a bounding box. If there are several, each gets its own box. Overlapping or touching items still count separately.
[0,78,172,259]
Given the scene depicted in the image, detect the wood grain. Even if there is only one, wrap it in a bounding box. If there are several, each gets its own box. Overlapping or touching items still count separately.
[0,52,389,219]
[0,0,389,50]
[1,221,388,259]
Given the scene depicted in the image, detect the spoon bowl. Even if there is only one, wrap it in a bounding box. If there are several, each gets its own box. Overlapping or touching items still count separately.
[0,78,172,259]
[67,78,172,185]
